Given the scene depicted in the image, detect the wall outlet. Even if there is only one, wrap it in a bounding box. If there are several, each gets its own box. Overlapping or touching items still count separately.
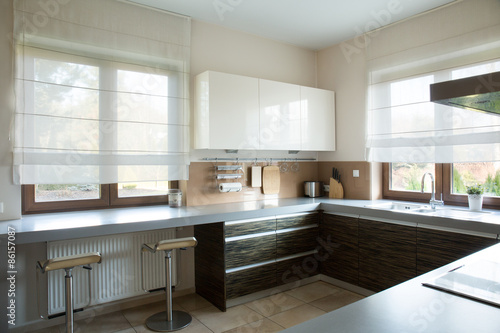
[353,170,360,178]
[0,202,3,213]
[323,184,330,192]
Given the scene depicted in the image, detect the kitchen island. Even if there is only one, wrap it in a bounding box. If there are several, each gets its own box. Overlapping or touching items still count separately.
[282,241,500,333]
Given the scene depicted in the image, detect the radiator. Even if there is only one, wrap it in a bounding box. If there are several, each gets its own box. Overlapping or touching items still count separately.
[46,228,177,315]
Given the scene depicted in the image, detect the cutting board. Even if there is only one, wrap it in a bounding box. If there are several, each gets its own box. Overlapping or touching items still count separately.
[329,178,344,199]
[262,166,280,194]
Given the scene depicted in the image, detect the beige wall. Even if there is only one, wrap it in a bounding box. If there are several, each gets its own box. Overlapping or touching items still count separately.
[316,32,368,162]
[0,0,21,221]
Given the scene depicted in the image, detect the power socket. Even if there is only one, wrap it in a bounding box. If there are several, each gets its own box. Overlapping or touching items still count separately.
[0,202,3,213]
[323,184,330,192]
[353,170,360,178]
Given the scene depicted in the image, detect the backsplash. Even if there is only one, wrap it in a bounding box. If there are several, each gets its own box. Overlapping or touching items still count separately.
[185,161,381,206]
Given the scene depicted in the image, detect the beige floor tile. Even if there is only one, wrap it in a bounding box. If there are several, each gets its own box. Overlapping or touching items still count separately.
[175,293,213,312]
[222,318,285,333]
[122,300,184,327]
[62,310,132,333]
[309,290,364,312]
[133,316,212,333]
[191,304,263,333]
[268,304,326,329]
[284,281,342,303]
[245,293,304,317]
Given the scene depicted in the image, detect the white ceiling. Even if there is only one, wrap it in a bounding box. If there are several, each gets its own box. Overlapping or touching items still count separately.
[127,0,457,50]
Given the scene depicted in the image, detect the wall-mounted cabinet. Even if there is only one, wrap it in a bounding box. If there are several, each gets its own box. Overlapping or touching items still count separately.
[194,71,260,150]
[194,71,335,151]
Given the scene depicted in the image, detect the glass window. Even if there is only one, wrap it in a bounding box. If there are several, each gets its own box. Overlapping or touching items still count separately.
[390,163,435,192]
[117,181,170,198]
[35,184,100,202]
[452,163,500,197]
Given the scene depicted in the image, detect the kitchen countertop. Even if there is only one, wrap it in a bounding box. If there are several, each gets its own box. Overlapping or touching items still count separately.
[282,241,500,333]
[1,197,499,244]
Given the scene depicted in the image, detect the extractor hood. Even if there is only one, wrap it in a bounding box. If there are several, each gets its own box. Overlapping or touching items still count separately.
[430,71,500,116]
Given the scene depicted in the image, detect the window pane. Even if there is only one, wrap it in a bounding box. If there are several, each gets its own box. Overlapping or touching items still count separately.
[390,163,435,192]
[118,181,169,198]
[452,163,500,197]
[35,184,100,202]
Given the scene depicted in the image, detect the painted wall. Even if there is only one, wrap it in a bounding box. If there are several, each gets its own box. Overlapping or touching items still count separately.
[0,0,21,222]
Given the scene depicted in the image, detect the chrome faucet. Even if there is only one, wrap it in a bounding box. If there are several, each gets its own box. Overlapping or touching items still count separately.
[421,172,444,209]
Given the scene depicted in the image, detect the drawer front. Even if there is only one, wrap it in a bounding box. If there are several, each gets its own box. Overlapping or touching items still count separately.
[225,217,276,238]
[226,234,276,269]
[276,212,318,230]
[226,263,277,299]
[277,254,320,286]
[277,227,319,258]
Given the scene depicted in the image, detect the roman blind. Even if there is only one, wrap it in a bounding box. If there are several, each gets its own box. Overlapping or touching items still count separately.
[13,0,191,184]
[366,0,500,163]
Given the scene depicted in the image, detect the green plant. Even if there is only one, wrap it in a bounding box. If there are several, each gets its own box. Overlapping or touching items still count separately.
[466,184,484,195]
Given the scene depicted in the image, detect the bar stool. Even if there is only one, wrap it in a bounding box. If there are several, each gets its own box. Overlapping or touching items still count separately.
[37,252,102,333]
[141,237,197,332]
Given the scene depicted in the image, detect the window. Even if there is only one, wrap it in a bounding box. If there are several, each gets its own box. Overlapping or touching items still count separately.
[383,163,500,209]
[14,0,190,214]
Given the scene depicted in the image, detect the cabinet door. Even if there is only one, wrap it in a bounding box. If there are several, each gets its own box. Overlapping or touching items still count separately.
[417,227,498,275]
[277,254,320,286]
[259,79,301,150]
[300,87,335,151]
[226,234,276,269]
[194,71,259,149]
[321,214,359,286]
[358,219,416,292]
[276,212,319,230]
[276,227,319,258]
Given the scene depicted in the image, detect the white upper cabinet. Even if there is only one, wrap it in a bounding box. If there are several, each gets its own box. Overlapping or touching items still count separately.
[259,79,302,150]
[300,86,336,151]
[194,71,335,151]
[194,71,259,150]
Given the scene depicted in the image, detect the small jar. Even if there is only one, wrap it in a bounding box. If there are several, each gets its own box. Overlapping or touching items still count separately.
[168,189,182,208]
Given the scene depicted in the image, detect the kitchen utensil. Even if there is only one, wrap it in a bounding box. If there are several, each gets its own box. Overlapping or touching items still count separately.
[262,165,280,194]
[251,166,262,187]
[329,167,344,198]
[304,181,324,197]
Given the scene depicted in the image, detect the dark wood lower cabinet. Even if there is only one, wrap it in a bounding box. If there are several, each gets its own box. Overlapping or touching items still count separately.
[358,219,417,292]
[226,263,277,299]
[320,213,359,286]
[277,254,320,286]
[417,227,498,275]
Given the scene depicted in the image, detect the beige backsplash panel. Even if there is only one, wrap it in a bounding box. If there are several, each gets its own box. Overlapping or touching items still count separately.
[186,162,319,206]
[318,161,375,200]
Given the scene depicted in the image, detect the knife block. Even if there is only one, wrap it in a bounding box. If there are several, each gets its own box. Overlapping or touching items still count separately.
[329,178,344,199]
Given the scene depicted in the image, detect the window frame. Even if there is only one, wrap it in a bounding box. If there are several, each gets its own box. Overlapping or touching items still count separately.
[383,163,500,210]
[22,183,175,214]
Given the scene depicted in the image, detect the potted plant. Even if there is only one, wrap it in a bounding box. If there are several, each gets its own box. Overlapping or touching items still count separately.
[466,184,484,211]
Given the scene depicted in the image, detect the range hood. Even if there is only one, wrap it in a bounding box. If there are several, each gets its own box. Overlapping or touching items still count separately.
[430,71,500,116]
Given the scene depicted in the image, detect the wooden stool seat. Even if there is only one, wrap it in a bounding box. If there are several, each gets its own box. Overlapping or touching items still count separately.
[142,237,197,253]
[37,252,102,272]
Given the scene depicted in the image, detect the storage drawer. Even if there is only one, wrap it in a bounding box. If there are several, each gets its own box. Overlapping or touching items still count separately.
[226,234,276,269]
[225,217,276,238]
[276,254,320,286]
[226,263,277,299]
[277,212,318,230]
[277,226,318,258]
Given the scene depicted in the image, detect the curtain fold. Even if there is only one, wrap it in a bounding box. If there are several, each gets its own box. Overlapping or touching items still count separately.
[13,0,190,184]
[366,0,500,163]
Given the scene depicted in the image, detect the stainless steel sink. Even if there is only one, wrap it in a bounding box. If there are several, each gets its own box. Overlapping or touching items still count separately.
[365,202,429,212]
[365,202,492,220]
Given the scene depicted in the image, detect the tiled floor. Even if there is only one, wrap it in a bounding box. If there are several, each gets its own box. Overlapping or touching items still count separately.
[32,281,364,333]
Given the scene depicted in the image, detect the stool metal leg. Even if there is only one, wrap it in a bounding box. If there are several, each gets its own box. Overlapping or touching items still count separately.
[146,250,192,332]
[64,268,74,333]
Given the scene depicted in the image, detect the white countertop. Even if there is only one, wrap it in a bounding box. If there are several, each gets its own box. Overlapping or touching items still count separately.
[1,197,499,244]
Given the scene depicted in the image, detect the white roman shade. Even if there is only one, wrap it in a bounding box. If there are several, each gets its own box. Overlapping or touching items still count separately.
[13,0,191,184]
[366,0,500,163]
